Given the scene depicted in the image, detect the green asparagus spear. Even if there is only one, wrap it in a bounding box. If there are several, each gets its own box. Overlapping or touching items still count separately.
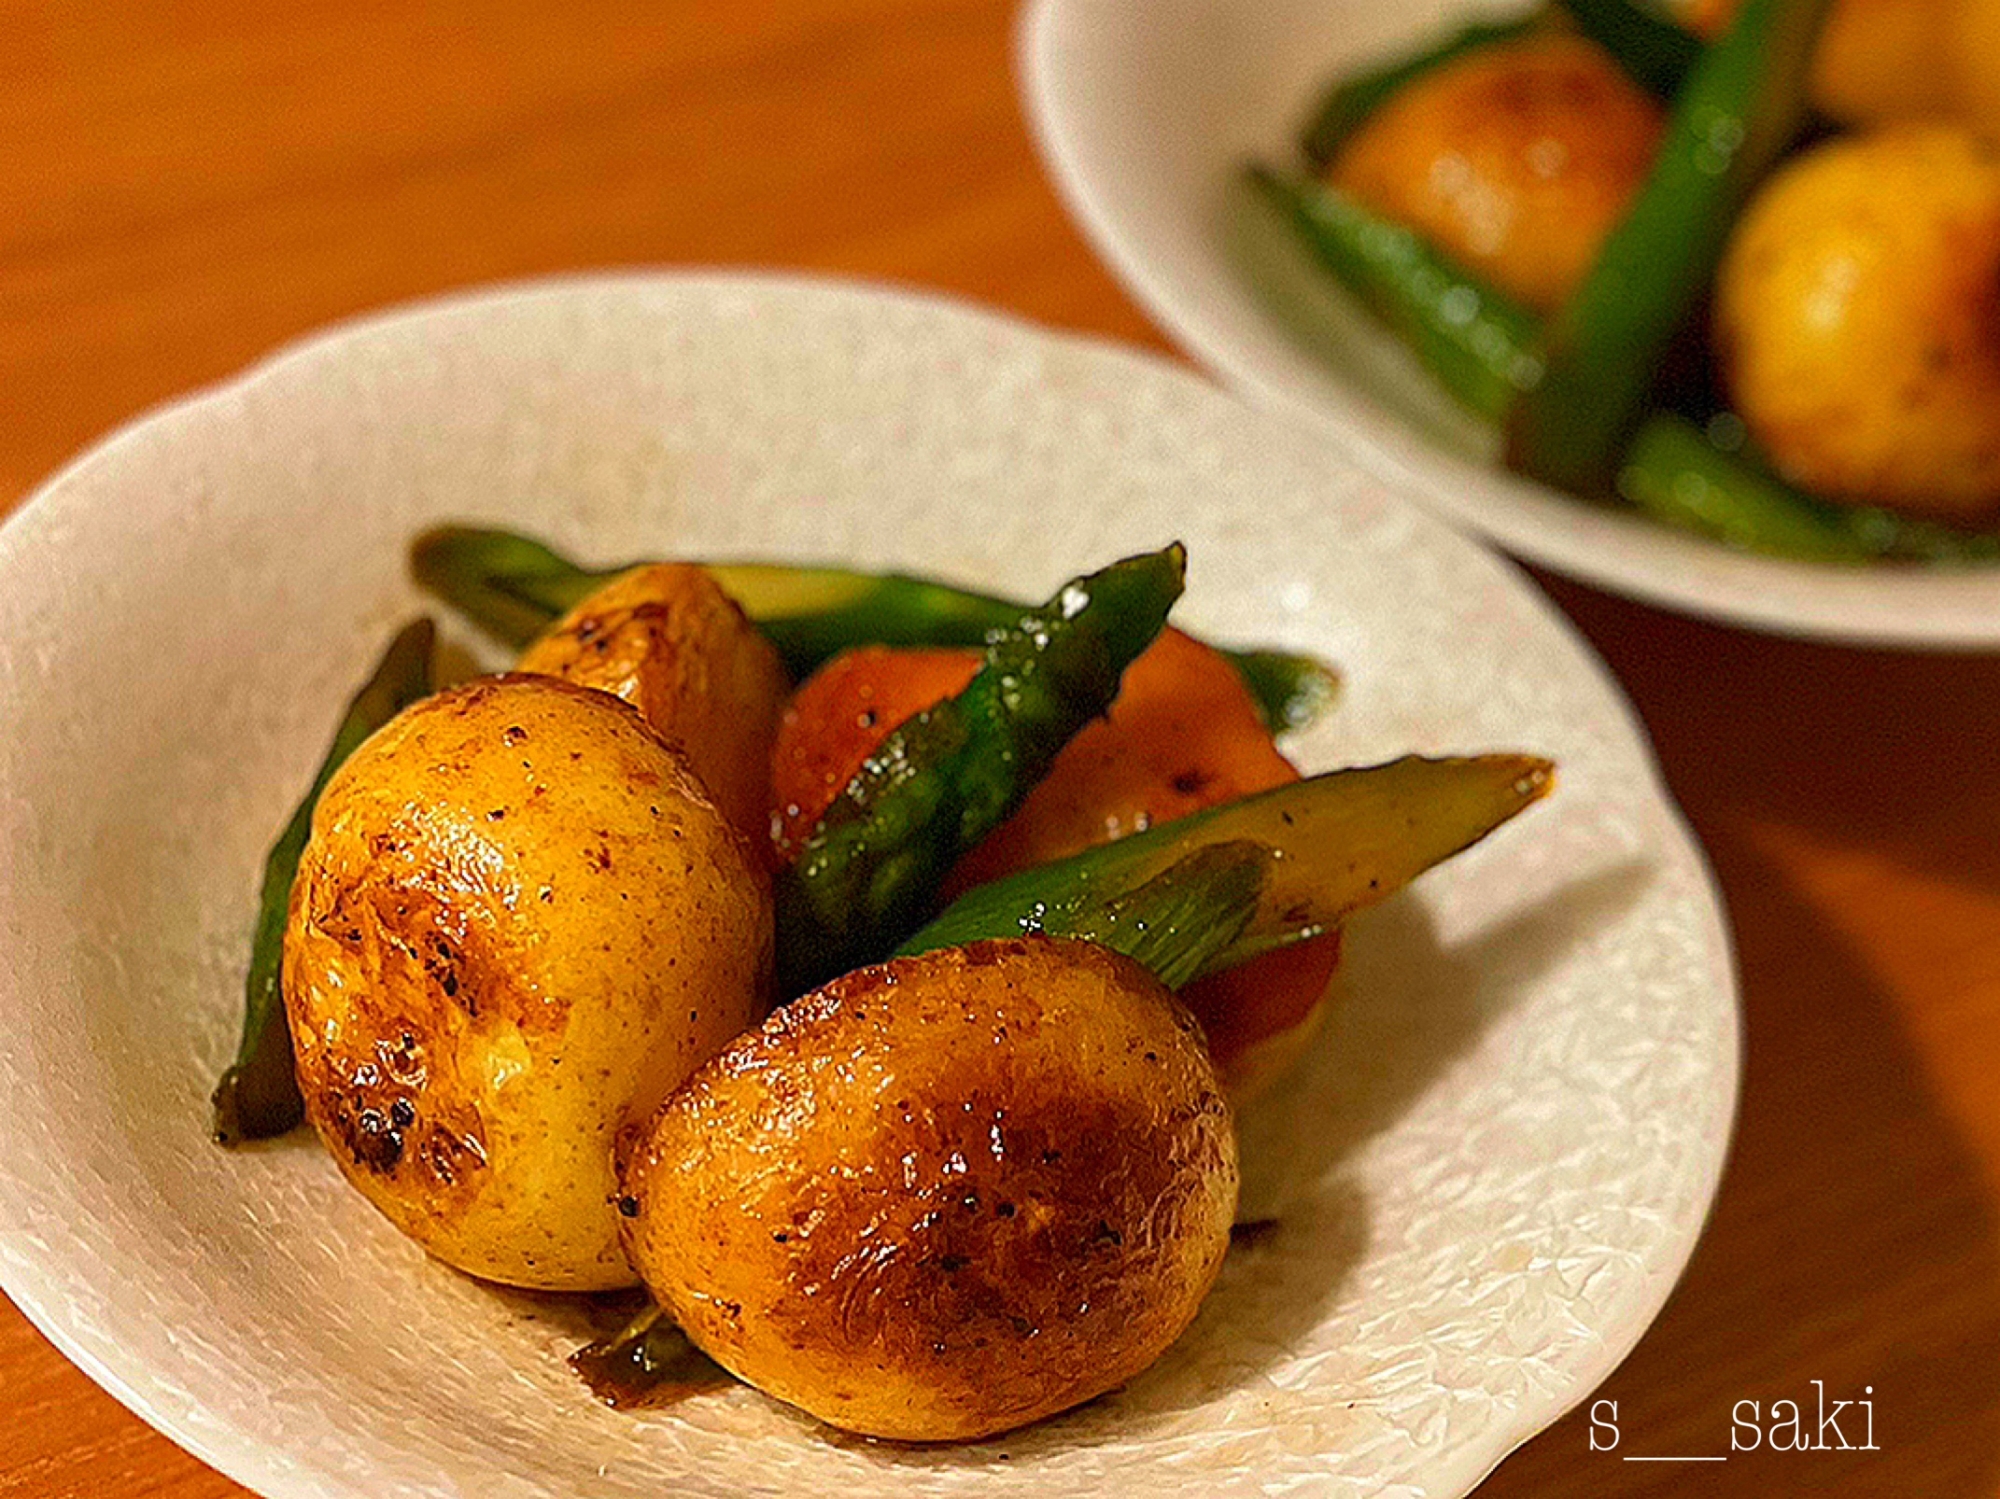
[1247,169,1544,422]
[775,545,1186,994]
[1553,0,1703,99]
[1222,646,1341,732]
[409,526,1338,733]
[1619,414,2000,564]
[1506,0,1835,490]
[211,617,437,1145]
[1042,841,1272,989]
[407,527,622,646]
[1299,16,1542,169]
[900,754,1555,979]
[1617,414,1872,561]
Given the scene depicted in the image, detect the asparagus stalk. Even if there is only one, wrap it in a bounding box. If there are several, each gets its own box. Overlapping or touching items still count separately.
[901,754,1555,980]
[1247,169,1544,423]
[775,545,1185,993]
[410,526,1338,733]
[1506,0,1836,490]
[211,617,437,1145]
[1553,0,1703,99]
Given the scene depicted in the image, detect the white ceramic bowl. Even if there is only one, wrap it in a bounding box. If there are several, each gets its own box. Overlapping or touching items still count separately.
[1020,0,2000,647]
[0,274,1734,1498]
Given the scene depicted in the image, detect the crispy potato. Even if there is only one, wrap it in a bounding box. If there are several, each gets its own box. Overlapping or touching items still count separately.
[618,938,1238,1440]
[517,563,788,849]
[1716,125,2000,518]
[1326,34,1665,313]
[771,630,1343,1101]
[284,674,770,1291]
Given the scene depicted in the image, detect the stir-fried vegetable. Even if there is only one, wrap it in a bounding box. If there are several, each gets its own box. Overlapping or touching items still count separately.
[410,526,1337,733]
[1620,415,2000,564]
[900,754,1555,977]
[1249,169,1544,421]
[1553,0,1703,99]
[211,617,437,1145]
[1505,0,1836,490]
[774,545,1186,993]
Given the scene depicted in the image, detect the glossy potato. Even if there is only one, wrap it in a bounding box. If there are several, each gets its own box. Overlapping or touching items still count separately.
[1327,34,1664,312]
[517,563,789,848]
[284,674,771,1291]
[1716,126,2000,517]
[618,938,1238,1440]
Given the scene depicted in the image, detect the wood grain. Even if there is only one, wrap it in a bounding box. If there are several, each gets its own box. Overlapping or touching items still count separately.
[3,3,1997,1494]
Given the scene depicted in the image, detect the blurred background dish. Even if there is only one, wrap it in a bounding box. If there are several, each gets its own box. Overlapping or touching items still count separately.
[1020,0,2000,645]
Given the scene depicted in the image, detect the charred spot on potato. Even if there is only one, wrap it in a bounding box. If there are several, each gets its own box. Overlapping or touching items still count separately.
[321,1088,405,1174]
[378,1030,424,1085]
[419,1124,487,1189]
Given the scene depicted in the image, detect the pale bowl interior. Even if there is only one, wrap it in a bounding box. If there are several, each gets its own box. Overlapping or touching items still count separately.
[0,275,1734,1499]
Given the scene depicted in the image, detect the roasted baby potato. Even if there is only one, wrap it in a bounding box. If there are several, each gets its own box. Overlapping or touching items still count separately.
[617,937,1238,1440]
[284,674,771,1292]
[517,563,789,848]
[1716,125,2000,518]
[1326,33,1665,313]
[1812,0,1960,124]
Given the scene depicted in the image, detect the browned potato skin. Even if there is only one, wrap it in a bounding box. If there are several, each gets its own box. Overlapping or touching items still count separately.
[516,564,788,850]
[1328,34,1665,313]
[284,674,771,1292]
[1716,126,2000,517]
[618,938,1239,1441]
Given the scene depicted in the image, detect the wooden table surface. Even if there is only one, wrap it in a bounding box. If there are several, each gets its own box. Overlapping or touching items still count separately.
[5,2,1998,1494]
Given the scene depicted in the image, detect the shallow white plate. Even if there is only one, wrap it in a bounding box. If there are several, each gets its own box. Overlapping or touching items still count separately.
[1021,0,2000,647]
[0,273,1733,1499]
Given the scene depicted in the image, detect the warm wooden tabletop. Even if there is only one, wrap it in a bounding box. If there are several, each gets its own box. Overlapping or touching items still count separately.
[5,2,1998,1494]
